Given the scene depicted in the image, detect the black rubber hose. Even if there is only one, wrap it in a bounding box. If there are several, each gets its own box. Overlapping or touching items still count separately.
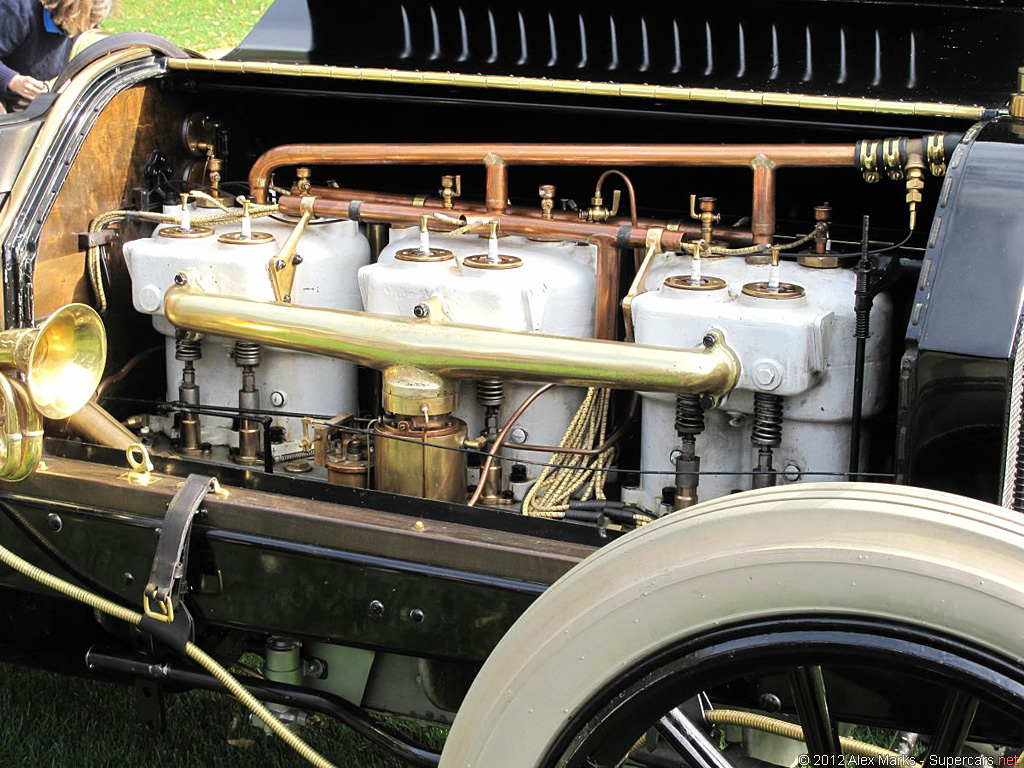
[86,647,442,767]
[0,498,129,606]
[849,216,873,480]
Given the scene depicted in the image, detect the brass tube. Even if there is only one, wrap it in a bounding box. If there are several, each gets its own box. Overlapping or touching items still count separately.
[163,285,740,397]
[66,400,138,451]
[249,142,856,203]
[300,185,753,245]
[751,159,777,246]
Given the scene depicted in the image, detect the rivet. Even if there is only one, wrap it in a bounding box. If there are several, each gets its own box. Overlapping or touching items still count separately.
[45,513,62,532]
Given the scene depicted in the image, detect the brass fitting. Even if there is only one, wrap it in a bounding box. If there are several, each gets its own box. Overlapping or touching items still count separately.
[579,188,620,223]
[689,195,721,247]
[1012,67,1024,119]
[904,151,926,232]
[295,167,312,195]
[539,184,556,220]
[798,204,837,269]
[440,174,461,209]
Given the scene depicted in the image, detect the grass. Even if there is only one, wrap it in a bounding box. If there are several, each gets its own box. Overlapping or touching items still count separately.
[0,659,444,767]
[101,0,274,54]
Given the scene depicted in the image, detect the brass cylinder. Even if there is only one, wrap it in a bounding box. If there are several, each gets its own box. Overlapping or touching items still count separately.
[374,419,467,503]
[326,457,370,488]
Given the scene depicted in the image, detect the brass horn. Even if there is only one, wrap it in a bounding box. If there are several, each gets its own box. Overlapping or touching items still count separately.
[0,303,107,420]
[0,304,106,483]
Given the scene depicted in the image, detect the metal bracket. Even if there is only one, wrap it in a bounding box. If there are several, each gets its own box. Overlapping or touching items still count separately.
[141,474,219,639]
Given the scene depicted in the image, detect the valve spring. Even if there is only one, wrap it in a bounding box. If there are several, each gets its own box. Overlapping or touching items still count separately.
[674,393,705,436]
[751,392,784,447]
[476,379,505,408]
[175,336,202,362]
[1015,384,1024,511]
[233,341,262,367]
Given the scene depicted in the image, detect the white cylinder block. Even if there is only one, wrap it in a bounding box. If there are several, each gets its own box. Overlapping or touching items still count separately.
[123,208,370,447]
[360,229,597,479]
[626,254,892,511]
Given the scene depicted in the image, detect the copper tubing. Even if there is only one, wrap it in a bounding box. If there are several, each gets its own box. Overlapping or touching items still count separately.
[594,169,639,227]
[249,142,857,203]
[594,235,620,341]
[751,158,777,245]
[300,185,753,245]
[281,195,698,253]
[485,153,508,213]
[468,384,555,507]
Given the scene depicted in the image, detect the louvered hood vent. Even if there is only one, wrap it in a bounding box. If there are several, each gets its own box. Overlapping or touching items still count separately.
[230,0,1024,109]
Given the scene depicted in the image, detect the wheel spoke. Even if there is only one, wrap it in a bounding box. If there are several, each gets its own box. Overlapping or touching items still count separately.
[789,665,842,758]
[655,707,733,768]
[928,691,979,759]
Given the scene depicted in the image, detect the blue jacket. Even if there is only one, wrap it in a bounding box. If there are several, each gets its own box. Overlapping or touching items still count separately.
[0,0,72,98]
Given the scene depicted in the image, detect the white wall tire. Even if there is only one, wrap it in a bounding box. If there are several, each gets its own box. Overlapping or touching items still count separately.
[440,483,1024,767]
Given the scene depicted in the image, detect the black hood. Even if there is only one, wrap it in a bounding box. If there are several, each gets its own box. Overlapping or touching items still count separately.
[227,0,1022,110]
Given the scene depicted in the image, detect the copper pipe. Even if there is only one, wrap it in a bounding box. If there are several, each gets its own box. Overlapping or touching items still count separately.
[593,235,620,341]
[485,153,508,214]
[301,184,754,245]
[594,169,639,227]
[468,384,555,507]
[751,157,777,246]
[280,195,698,253]
[249,142,857,203]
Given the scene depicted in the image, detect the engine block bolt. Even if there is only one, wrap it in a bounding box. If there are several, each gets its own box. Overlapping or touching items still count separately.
[270,391,286,407]
[413,303,430,319]
[509,427,528,444]
[702,333,716,348]
[784,464,802,482]
[755,362,781,390]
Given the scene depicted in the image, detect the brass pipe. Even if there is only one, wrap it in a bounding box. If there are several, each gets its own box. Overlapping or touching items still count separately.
[594,236,620,341]
[249,142,857,203]
[299,185,754,245]
[66,400,138,451]
[751,156,777,246]
[163,285,740,397]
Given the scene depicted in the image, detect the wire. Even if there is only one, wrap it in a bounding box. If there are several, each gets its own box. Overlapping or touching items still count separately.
[0,538,337,768]
[867,229,913,256]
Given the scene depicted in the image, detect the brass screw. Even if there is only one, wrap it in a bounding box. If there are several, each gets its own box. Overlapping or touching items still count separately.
[413,520,425,531]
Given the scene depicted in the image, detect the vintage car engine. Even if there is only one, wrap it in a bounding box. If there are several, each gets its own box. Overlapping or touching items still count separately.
[102,144,912,518]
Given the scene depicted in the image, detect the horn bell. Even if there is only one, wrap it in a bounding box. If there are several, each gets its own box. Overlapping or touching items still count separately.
[0,304,107,419]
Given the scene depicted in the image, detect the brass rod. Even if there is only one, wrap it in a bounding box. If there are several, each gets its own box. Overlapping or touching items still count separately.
[163,286,740,397]
[165,58,987,122]
[250,142,856,203]
[66,401,138,451]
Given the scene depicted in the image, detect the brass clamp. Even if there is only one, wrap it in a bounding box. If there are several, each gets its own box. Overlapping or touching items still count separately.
[926,134,947,176]
[141,475,221,652]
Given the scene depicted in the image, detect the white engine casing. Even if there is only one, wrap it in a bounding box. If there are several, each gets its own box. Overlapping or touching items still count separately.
[360,229,597,479]
[625,254,892,510]
[123,210,370,445]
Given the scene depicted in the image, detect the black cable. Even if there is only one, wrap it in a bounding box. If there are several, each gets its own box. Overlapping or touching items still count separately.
[0,498,131,607]
[269,214,346,226]
[867,229,913,256]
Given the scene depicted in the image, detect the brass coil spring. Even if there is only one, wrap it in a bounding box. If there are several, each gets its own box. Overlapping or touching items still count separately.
[233,341,262,367]
[175,334,202,362]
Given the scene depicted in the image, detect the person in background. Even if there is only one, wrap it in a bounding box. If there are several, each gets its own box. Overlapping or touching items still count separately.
[0,0,112,113]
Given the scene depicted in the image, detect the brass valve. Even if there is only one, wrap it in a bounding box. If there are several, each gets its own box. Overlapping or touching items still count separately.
[579,188,620,223]
[440,175,462,209]
[689,195,721,247]
[296,167,312,195]
[539,184,556,220]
